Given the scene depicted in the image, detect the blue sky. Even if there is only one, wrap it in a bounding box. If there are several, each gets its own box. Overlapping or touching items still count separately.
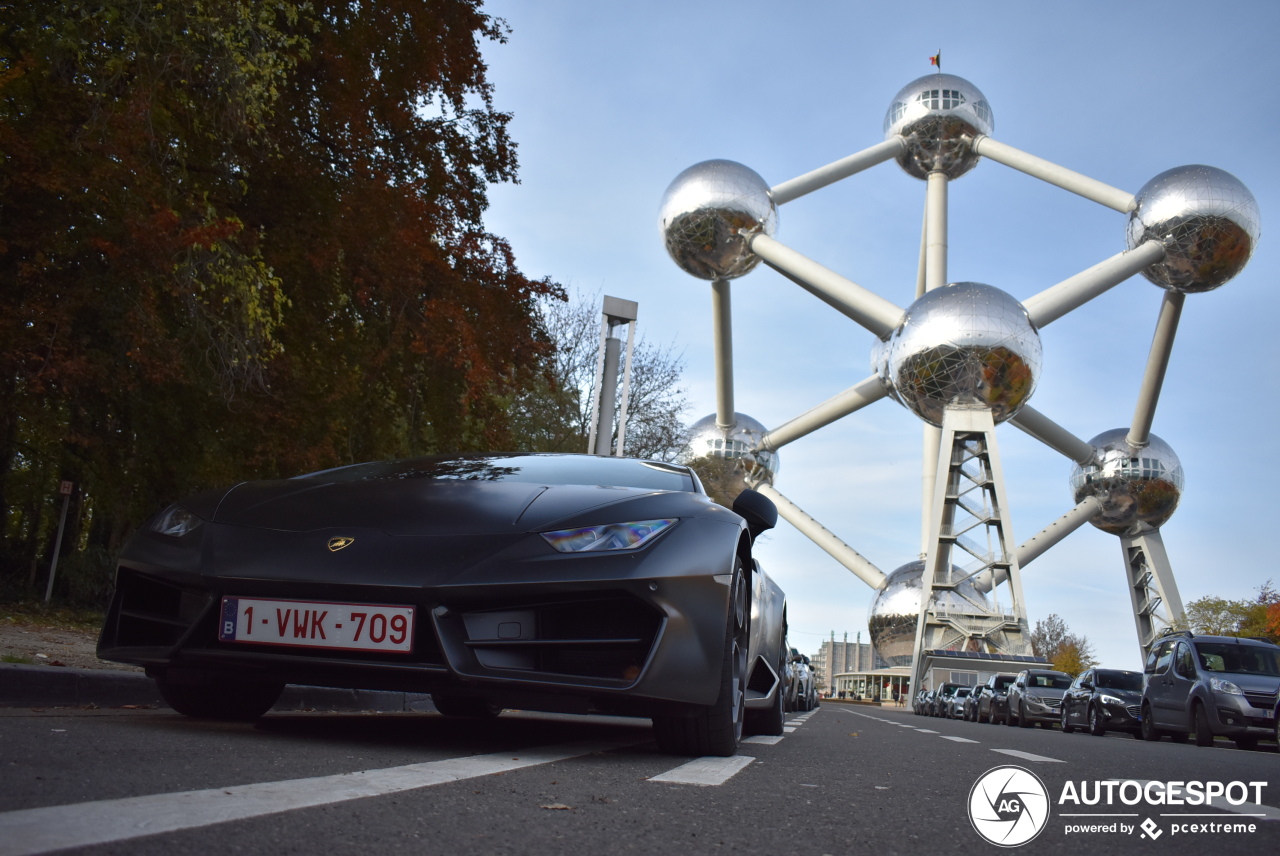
[477,0,1280,669]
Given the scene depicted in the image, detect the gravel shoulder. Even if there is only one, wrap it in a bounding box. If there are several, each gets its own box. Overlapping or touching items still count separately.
[0,615,141,673]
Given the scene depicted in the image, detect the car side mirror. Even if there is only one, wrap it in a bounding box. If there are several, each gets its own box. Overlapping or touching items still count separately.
[1081,681,1093,690]
[732,489,777,540]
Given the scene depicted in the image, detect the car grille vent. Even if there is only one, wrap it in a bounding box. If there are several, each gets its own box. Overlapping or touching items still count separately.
[110,568,206,648]
[1244,691,1277,711]
[1126,704,1142,719]
[461,595,661,683]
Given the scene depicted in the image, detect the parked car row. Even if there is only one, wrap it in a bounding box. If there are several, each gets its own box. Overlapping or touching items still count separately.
[784,647,820,713]
[908,630,1280,751]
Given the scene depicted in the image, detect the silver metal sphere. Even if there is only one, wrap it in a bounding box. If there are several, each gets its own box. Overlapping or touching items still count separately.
[867,561,991,668]
[1125,165,1260,293]
[659,159,778,281]
[885,282,1041,427]
[682,412,779,500]
[883,73,994,180]
[1070,429,1184,536]
[870,334,897,401]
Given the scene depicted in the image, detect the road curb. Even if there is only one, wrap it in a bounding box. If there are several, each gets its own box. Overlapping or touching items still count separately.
[0,663,432,712]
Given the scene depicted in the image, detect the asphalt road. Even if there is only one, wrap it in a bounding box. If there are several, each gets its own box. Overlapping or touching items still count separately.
[1,701,1278,855]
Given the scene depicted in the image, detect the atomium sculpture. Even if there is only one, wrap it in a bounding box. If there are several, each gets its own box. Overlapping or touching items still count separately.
[660,71,1259,688]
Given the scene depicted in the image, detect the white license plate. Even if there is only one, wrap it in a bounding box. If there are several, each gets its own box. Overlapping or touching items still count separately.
[218,597,414,653]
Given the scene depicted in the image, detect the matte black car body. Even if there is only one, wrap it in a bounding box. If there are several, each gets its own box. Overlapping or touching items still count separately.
[973,673,1017,724]
[1006,669,1072,728]
[1140,631,1280,750]
[98,454,786,756]
[1061,668,1143,736]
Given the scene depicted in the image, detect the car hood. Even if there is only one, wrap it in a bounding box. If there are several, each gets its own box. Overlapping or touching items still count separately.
[201,479,677,536]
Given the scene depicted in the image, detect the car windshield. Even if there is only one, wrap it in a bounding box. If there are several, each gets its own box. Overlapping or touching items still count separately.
[1194,642,1280,676]
[955,688,970,697]
[1028,674,1072,689]
[1094,671,1142,691]
[994,676,1015,690]
[301,454,696,493]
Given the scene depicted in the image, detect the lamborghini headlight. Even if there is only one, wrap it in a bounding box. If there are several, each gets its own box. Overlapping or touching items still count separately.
[151,504,202,538]
[541,518,676,553]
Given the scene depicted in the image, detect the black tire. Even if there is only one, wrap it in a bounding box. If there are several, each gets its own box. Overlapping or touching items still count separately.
[1005,704,1017,727]
[1193,703,1214,747]
[155,669,283,721]
[1061,705,1075,734]
[431,694,502,718]
[1088,705,1107,737]
[1017,701,1031,728]
[1140,704,1161,741]
[653,560,748,757]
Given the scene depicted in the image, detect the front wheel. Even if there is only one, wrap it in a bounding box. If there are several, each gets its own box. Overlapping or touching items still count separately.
[1017,701,1031,728]
[155,669,283,721]
[653,561,748,756]
[1088,705,1107,737]
[1061,705,1075,734]
[1193,703,1214,747]
[1140,704,1161,741]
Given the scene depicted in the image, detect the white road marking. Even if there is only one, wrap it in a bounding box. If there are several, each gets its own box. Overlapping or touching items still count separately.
[915,729,938,734]
[0,740,629,856]
[648,755,755,786]
[990,749,1065,763]
[783,726,796,732]
[741,735,783,745]
[941,736,980,743]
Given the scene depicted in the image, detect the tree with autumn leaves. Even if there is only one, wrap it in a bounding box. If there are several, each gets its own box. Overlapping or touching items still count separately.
[1186,581,1280,643]
[0,1,565,603]
[1030,613,1098,676]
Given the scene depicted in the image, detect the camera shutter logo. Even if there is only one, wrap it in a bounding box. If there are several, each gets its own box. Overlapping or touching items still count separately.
[968,765,1051,847]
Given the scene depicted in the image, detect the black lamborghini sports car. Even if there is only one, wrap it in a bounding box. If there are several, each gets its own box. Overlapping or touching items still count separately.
[98,453,788,756]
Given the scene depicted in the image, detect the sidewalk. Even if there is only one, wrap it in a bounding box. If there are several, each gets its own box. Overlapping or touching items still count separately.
[0,662,432,712]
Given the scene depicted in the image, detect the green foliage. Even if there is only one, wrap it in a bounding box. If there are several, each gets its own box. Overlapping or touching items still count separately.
[1185,581,1279,642]
[0,1,560,604]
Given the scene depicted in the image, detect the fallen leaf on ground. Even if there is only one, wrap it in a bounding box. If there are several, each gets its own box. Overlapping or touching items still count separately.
[540,804,572,811]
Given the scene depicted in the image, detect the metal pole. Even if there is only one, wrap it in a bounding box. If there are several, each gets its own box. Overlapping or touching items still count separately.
[593,329,622,455]
[585,316,609,454]
[711,278,735,430]
[759,375,887,451]
[1007,405,1096,465]
[754,483,888,590]
[925,171,947,292]
[44,492,71,604]
[1023,241,1166,328]
[970,135,1137,213]
[921,172,947,554]
[769,137,906,204]
[614,318,637,457]
[1127,290,1185,449]
[748,233,904,338]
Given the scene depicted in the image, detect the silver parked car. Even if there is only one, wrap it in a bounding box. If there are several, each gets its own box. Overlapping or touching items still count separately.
[1140,631,1280,750]
[1006,668,1072,728]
